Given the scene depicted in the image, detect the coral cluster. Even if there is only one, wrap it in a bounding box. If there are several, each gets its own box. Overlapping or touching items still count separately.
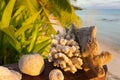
[48,29,83,74]
[0,66,22,80]
[19,53,44,76]
[49,69,64,80]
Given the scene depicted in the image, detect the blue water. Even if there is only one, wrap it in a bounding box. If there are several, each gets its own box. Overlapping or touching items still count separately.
[76,9,120,51]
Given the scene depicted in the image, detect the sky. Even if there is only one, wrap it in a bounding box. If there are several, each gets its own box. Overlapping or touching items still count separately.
[71,0,120,9]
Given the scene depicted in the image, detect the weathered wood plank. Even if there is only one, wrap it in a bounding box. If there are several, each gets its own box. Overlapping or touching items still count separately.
[4,59,107,80]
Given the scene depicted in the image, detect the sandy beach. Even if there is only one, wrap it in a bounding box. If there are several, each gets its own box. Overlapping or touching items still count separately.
[99,42,120,80]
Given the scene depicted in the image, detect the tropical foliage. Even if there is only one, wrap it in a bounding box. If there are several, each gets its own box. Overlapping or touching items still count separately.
[0,0,81,64]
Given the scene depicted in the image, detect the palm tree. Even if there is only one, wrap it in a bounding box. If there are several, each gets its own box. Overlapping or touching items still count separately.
[0,0,81,64]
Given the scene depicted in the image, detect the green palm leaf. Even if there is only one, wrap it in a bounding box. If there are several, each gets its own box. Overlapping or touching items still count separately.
[49,0,72,13]
[22,10,41,26]
[13,6,25,18]
[38,1,56,35]
[15,0,39,14]
[1,0,16,28]
[33,38,50,53]
[0,26,20,51]
[28,24,39,52]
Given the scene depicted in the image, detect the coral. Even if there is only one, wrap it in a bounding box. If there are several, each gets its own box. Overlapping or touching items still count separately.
[48,29,83,74]
[0,66,22,80]
[49,69,64,80]
[72,24,112,77]
[18,53,44,76]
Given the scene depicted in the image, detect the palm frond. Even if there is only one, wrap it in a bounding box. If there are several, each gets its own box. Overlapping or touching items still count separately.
[49,0,72,13]
[14,0,39,14]
[1,0,16,28]
[0,0,82,64]
[44,0,81,27]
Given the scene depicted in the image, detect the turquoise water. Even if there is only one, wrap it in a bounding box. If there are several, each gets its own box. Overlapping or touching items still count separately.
[76,9,120,52]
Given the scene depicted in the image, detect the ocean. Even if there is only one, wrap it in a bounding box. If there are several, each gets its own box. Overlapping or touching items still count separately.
[76,9,120,53]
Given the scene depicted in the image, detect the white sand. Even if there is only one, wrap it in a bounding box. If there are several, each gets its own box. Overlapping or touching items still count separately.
[99,42,120,80]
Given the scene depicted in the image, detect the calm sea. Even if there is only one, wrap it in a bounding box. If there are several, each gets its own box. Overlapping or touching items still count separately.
[76,9,120,52]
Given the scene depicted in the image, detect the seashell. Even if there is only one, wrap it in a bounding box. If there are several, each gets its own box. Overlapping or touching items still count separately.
[19,53,44,76]
[49,69,64,80]
[0,66,22,80]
